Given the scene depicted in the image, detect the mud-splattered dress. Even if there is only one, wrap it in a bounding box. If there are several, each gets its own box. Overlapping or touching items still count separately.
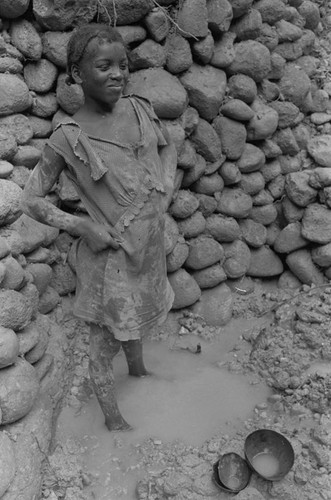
[46,95,174,341]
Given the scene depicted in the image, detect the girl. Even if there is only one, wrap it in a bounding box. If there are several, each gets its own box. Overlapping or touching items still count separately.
[21,23,176,431]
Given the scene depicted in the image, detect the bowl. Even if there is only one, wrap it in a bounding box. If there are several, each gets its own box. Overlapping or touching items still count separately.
[213,453,251,493]
[244,429,294,481]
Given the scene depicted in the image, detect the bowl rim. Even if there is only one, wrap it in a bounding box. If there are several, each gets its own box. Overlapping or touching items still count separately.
[215,453,252,493]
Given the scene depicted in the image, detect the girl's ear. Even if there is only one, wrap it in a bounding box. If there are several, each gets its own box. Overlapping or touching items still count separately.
[71,64,83,85]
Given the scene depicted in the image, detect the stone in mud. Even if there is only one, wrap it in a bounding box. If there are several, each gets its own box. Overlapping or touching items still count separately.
[307,135,331,168]
[248,246,283,277]
[38,286,61,315]
[206,214,241,242]
[230,9,262,41]
[144,8,169,42]
[250,204,277,225]
[220,161,241,185]
[211,32,236,69]
[177,0,208,39]
[269,102,300,129]
[42,31,71,69]
[166,237,189,273]
[192,263,227,289]
[239,219,267,248]
[165,34,192,74]
[237,143,265,173]
[285,172,318,207]
[220,99,255,122]
[192,31,214,65]
[301,204,331,244]
[227,40,271,82]
[34,0,97,30]
[11,145,41,169]
[0,115,33,146]
[180,64,227,122]
[227,74,257,104]
[298,1,320,30]
[182,154,207,188]
[207,0,233,35]
[0,179,22,226]
[0,74,31,116]
[168,269,201,309]
[239,171,265,196]
[23,59,58,93]
[278,270,302,290]
[286,249,325,285]
[268,174,285,200]
[213,116,246,160]
[192,173,224,196]
[246,99,279,141]
[177,211,206,239]
[126,69,187,120]
[9,215,59,254]
[185,235,224,270]
[31,93,59,118]
[273,222,309,253]
[1,256,25,291]
[279,64,311,109]
[0,357,39,424]
[0,432,16,497]
[195,193,217,217]
[190,118,223,163]
[0,327,19,369]
[217,188,253,218]
[223,239,251,278]
[192,282,233,325]
[10,19,42,61]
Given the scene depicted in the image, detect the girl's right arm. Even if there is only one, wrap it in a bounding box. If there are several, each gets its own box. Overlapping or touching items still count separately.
[21,145,121,252]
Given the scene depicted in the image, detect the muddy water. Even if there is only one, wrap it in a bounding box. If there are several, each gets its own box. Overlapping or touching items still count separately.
[55,318,270,499]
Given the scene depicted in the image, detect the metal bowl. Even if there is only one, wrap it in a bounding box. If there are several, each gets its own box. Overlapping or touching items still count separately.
[244,429,294,481]
[213,453,251,493]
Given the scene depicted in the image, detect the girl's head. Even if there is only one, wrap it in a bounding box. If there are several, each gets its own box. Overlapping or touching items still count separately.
[67,23,129,107]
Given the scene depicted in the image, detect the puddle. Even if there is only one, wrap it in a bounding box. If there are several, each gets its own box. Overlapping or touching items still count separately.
[55,318,271,499]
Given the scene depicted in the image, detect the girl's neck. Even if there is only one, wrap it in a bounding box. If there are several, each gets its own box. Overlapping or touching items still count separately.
[82,96,122,117]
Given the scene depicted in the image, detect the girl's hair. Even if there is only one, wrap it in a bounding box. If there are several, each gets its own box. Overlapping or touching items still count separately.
[66,23,125,85]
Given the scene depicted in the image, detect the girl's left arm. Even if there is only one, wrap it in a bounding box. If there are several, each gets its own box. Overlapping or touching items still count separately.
[158,129,177,211]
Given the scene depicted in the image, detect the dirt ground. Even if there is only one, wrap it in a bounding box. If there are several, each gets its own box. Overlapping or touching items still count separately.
[41,279,331,500]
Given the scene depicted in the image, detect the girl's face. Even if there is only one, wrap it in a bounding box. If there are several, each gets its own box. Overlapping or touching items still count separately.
[73,40,129,108]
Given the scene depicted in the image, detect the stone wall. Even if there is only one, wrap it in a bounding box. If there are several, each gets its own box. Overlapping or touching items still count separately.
[0,0,331,498]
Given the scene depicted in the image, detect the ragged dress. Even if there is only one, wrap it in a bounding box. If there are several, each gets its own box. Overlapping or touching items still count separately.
[46,95,174,341]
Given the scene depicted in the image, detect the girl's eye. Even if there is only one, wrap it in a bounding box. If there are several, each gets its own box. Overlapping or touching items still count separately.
[120,63,127,70]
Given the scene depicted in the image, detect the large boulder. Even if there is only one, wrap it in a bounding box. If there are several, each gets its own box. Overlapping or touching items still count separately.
[168,269,201,309]
[191,283,233,326]
[180,64,227,121]
[301,204,331,244]
[0,357,39,424]
[0,74,31,116]
[126,68,187,119]
[227,40,271,82]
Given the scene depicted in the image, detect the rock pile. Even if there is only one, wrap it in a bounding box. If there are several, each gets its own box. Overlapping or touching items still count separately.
[0,0,331,495]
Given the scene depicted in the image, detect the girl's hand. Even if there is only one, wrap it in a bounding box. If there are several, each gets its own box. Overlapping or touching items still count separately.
[77,219,122,253]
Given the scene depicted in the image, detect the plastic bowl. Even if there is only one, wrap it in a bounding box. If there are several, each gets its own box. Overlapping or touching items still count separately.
[244,429,294,481]
[213,453,251,493]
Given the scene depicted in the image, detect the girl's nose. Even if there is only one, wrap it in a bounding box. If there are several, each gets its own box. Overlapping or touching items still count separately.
[109,65,122,80]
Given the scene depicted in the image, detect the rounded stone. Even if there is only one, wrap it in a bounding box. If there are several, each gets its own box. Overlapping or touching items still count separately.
[166,237,189,273]
[177,211,206,239]
[11,146,41,169]
[206,213,241,242]
[239,218,267,247]
[247,246,284,277]
[31,93,58,118]
[0,327,19,369]
[185,235,224,270]
[227,73,257,104]
[33,0,97,30]
[38,286,61,314]
[24,59,58,93]
[0,179,22,226]
[223,239,251,278]
[0,357,39,424]
[227,40,271,82]
[169,190,199,219]
[166,33,193,74]
[286,248,325,285]
[246,99,279,141]
[0,114,33,146]
[56,73,84,116]
[192,173,224,196]
[0,0,29,18]
[0,74,31,116]
[42,31,71,68]
[26,263,53,295]
[1,255,25,290]
[191,283,233,326]
[307,135,331,168]
[168,268,201,309]
[213,116,246,160]
[126,68,187,119]
[50,262,76,296]
[192,263,227,289]
[9,19,42,60]
[216,188,253,218]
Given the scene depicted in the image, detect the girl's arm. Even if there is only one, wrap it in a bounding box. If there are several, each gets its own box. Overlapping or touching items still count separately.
[21,145,121,252]
[158,126,177,211]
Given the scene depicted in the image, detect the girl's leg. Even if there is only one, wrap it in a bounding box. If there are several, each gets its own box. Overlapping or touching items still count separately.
[121,338,149,377]
[89,323,131,431]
